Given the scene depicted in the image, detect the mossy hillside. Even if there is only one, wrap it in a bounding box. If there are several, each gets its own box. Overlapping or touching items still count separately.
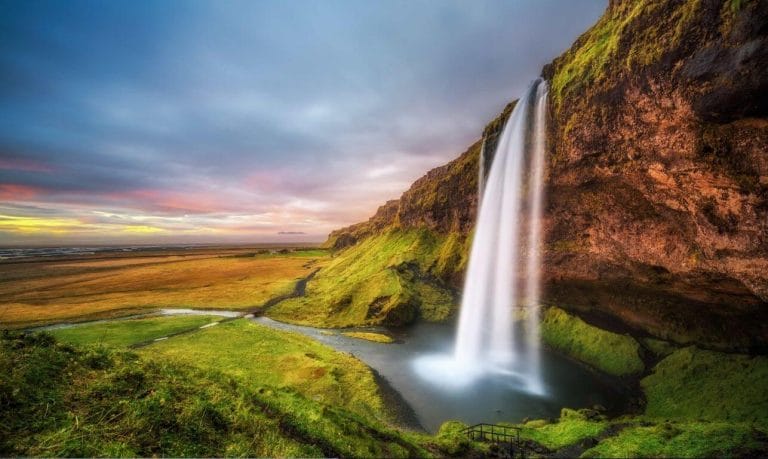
[471,342,768,456]
[541,306,644,376]
[270,228,463,327]
[642,346,768,423]
[0,331,455,458]
[582,420,768,458]
[141,319,385,420]
[48,315,220,348]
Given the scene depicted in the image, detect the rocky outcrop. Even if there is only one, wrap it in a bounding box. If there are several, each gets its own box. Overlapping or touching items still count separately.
[537,0,768,352]
[324,0,768,351]
[325,141,482,251]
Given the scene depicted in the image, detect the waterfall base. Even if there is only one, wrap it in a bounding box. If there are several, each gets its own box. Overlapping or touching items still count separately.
[412,353,547,396]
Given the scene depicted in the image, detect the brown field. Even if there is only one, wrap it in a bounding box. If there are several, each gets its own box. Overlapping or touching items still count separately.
[0,247,327,329]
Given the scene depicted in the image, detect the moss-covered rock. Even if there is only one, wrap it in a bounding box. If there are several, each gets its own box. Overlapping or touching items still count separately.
[541,307,644,376]
[342,332,395,343]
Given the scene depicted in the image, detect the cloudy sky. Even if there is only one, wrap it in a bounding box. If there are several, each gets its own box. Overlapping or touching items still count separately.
[0,0,605,246]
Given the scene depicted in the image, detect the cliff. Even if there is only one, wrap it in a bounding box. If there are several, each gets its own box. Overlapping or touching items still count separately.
[297,0,768,351]
[538,0,768,352]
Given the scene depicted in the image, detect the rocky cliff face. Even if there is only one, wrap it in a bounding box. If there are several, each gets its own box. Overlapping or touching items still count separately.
[325,140,482,251]
[537,0,768,352]
[324,0,768,351]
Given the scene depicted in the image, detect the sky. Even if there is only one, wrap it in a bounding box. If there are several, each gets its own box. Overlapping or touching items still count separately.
[0,0,606,246]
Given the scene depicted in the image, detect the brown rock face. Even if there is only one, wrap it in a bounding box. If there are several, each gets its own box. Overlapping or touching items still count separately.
[326,0,768,351]
[538,0,768,351]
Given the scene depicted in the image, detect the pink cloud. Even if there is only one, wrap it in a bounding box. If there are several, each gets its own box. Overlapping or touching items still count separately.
[0,183,43,201]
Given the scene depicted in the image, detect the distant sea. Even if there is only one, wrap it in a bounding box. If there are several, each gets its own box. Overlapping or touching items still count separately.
[0,245,195,260]
[0,242,320,261]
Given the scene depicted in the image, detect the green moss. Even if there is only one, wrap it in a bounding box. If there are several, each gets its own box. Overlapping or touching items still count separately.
[520,409,608,450]
[433,231,466,279]
[541,307,644,376]
[642,337,677,358]
[582,421,768,458]
[48,315,220,348]
[342,331,395,343]
[642,346,768,423]
[270,229,459,327]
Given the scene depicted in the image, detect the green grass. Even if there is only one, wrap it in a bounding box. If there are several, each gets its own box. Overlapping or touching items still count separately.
[642,346,768,423]
[48,315,220,348]
[541,307,644,376]
[0,331,453,458]
[270,228,459,327]
[140,319,386,420]
[582,420,768,458]
[518,408,608,450]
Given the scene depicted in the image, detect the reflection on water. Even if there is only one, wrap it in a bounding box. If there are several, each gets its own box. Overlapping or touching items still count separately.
[253,317,624,433]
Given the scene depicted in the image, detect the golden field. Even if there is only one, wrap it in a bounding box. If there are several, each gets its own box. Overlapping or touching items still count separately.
[0,248,327,328]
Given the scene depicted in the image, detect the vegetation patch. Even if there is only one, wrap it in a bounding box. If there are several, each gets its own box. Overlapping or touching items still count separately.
[0,252,327,328]
[0,331,456,457]
[518,408,608,450]
[269,229,459,328]
[541,307,644,376]
[48,315,220,348]
[642,346,768,423]
[141,319,386,420]
[342,331,395,343]
[582,420,768,458]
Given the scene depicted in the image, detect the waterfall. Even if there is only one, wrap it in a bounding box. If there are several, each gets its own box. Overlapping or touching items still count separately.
[412,78,548,394]
[453,78,548,393]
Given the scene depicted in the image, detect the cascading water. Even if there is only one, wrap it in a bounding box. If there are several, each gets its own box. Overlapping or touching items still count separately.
[414,78,549,394]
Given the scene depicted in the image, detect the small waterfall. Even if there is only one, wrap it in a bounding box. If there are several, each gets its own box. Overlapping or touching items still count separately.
[412,78,549,394]
[453,78,549,392]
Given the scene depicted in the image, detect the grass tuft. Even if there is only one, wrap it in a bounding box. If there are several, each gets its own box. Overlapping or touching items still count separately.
[342,332,395,343]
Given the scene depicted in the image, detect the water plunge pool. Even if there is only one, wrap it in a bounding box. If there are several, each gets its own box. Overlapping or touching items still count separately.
[252,317,626,432]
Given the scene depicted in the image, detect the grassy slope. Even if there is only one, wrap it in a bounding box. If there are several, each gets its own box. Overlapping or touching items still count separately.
[0,332,461,458]
[0,250,326,328]
[140,319,386,420]
[541,307,644,376]
[270,229,460,327]
[487,342,768,457]
[642,346,768,423]
[48,315,220,348]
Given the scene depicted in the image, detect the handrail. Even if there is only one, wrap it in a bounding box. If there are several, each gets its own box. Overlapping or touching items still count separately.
[461,423,525,457]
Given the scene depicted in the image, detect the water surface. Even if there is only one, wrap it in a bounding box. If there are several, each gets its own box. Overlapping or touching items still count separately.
[253,317,624,432]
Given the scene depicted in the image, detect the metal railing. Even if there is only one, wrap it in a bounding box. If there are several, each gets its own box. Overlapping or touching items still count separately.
[462,423,525,457]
